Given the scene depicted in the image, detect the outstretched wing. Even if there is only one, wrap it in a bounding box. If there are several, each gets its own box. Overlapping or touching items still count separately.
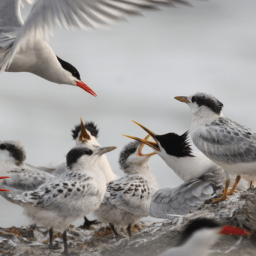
[193,117,256,164]
[149,179,213,219]
[1,0,190,72]
[104,175,152,216]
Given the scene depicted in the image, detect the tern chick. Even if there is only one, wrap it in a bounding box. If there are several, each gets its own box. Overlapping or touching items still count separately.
[124,122,248,218]
[94,137,157,237]
[10,144,116,255]
[161,218,251,256]
[53,118,118,229]
[0,140,55,204]
[175,92,256,203]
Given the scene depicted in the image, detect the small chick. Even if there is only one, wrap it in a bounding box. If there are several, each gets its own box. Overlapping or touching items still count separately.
[94,136,157,237]
[11,144,116,255]
[0,141,55,204]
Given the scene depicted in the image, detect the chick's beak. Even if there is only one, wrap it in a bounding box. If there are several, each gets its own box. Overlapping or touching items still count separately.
[123,121,160,151]
[137,135,157,157]
[175,96,190,104]
[96,146,117,156]
[79,118,91,143]
[75,81,97,97]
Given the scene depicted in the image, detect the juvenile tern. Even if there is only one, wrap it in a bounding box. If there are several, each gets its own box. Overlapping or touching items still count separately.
[0,0,189,94]
[161,218,251,256]
[175,92,256,203]
[124,122,249,218]
[53,118,118,229]
[0,140,55,204]
[10,144,116,255]
[94,137,157,237]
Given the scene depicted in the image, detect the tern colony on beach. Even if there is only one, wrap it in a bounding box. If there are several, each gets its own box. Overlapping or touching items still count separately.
[175,92,256,203]
[160,218,251,256]
[124,122,248,218]
[53,118,118,229]
[0,140,55,205]
[10,144,116,255]
[0,0,190,95]
[94,137,158,237]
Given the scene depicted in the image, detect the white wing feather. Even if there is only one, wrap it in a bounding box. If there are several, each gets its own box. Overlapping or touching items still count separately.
[0,0,190,72]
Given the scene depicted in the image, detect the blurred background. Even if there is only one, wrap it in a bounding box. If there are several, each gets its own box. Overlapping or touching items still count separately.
[0,0,256,227]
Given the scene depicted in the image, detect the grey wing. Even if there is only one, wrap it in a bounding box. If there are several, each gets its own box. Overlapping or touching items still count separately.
[149,179,213,219]
[105,175,152,216]
[20,173,99,217]
[201,165,226,190]
[1,167,55,204]
[52,162,67,177]
[0,0,24,30]
[193,117,256,164]
[24,162,57,174]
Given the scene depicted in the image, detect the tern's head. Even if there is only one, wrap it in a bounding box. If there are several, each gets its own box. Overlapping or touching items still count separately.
[66,144,116,170]
[177,218,251,249]
[119,136,156,174]
[72,118,99,146]
[123,121,194,160]
[56,56,97,97]
[0,141,26,166]
[175,93,223,117]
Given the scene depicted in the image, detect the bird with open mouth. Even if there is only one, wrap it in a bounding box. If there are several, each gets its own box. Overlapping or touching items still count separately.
[175,92,256,203]
[123,121,249,217]
[94,136,158,238]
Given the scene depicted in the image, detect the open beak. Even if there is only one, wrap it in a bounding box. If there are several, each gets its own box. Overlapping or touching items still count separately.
[95,146,117,156]
[0,176,10,192]
[75,81,97,97]
[220,225,252,236]
[174,96,190,104]
[137,135,157,157]
[123,121,160,152]
[79,118,91,143]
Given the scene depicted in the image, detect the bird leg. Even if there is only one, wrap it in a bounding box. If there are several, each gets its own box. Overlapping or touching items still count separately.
[212,179,230,204]
[227,175,241,195]
[250,181,254,188]
[127,224,132,237]
[62,230,70,256]
[109,223,121,238]
[80,216,100,230]
[48,228,61,250]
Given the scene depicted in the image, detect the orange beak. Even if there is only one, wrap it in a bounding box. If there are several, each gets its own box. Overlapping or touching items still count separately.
[75,81,97,97]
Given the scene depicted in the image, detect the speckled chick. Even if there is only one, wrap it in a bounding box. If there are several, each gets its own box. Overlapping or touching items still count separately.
[11,144,116,255]
[94,138,158,237]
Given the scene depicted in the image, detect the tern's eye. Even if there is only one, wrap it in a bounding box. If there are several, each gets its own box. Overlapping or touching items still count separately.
[191,96,196,103]
[0,144,6,150]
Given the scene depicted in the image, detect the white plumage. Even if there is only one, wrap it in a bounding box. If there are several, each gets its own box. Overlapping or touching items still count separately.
[9,144,115,254]
[123,122,249,218]
[0,0,189,94]
[94,139,157,237]
[175,92,256,202]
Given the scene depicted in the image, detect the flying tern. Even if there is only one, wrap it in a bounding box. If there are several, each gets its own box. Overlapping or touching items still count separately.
[0,0,189,95]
